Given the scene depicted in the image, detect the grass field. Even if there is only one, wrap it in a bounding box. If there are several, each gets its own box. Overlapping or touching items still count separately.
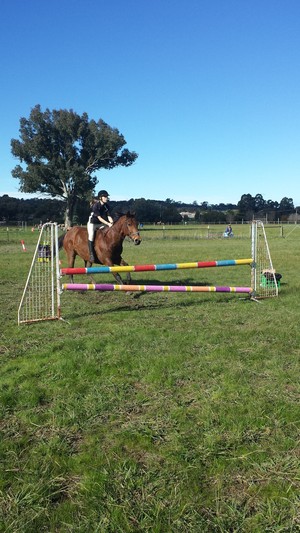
[1,225,300,532]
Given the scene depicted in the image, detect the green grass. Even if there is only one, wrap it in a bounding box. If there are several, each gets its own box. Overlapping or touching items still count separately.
[1,226,300,532]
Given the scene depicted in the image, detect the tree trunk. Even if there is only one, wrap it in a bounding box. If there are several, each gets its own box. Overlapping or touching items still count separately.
[64,195,76,228]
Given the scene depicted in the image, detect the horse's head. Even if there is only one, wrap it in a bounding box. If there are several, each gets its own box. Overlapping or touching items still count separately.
[123,212,142,245]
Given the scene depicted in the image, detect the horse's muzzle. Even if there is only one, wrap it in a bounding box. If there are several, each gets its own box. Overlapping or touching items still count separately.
[130,231,141,245]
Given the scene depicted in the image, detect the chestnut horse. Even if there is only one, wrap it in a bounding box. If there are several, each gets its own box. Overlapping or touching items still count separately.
[58,212,141,284]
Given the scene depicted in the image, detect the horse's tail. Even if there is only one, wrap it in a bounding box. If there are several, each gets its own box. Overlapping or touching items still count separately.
[54,233,66,257]
[58,233,66,250]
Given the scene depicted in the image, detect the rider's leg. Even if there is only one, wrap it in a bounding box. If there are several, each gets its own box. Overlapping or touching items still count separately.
[88,240,95,262]
[87,221,95,262]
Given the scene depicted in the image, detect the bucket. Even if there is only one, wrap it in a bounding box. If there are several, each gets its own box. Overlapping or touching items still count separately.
[260,272,281,289]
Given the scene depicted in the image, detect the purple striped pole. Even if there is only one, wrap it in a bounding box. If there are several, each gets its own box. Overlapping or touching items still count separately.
[61,283,253,294]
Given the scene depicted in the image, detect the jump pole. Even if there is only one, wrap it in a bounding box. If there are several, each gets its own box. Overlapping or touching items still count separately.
[61,283,253,294]
[60,258,254,296]
[61,258,252,276]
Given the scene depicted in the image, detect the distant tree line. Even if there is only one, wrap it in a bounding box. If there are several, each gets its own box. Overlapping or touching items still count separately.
[0,193,297,226]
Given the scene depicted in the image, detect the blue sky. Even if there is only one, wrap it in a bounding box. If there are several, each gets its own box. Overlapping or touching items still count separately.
[1,0,300,206]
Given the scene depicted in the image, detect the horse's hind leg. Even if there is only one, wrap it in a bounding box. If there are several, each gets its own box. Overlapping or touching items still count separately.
[67,250,77,283]
[83,259,97,284]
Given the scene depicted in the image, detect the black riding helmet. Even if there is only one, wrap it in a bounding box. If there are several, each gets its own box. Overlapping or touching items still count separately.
[98,190,109,198]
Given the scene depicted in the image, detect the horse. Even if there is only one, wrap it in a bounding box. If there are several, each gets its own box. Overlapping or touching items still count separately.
[58,212,141,284]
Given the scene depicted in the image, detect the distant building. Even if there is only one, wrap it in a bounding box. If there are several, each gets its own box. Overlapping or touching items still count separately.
[180,211,196,220]
[288,212,300,223]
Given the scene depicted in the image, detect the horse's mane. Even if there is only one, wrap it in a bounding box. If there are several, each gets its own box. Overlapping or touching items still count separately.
[113,211,135,223]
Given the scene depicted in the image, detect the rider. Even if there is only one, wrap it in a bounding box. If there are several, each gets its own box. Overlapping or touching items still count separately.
[87,190,114,262]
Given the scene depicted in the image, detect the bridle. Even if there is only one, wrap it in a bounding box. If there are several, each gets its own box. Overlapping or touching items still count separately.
[110,214,141,243]
[129,230,140,239]
[126,218,141,242]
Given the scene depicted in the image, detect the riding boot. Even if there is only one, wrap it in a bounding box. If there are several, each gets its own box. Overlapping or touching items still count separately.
[88,240,95,262]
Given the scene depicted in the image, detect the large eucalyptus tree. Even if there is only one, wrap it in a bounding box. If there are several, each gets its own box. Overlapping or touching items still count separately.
[11,105,138,226]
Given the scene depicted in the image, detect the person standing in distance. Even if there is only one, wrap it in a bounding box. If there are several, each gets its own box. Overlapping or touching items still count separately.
[87,190,113,262]
[225,223,233,237]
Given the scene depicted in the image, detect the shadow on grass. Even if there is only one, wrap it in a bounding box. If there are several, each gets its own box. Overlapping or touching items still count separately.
[61,279,251,320]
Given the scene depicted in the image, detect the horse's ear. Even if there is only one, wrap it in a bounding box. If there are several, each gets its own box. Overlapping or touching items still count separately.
[127,211,136,216]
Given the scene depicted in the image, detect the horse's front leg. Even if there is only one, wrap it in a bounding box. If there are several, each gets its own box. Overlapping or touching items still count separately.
[120,258,131,284]
[113,272,124,285]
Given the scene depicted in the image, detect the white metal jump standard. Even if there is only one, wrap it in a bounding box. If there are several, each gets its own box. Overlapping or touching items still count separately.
[18,223,61,325]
